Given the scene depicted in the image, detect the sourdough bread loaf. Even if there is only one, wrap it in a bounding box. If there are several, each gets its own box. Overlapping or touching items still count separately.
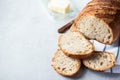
[83,51,116,71]
[72,0,120,44]
[51,50,81,76]
[58,31,94,59]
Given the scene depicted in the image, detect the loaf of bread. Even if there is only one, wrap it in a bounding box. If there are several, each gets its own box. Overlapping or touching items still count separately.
[72,0,120,44]
[83,51,116,71]
[58,31,94,59]
[51,50,81,76]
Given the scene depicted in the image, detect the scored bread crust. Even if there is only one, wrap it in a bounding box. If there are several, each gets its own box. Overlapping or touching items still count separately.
[58,31,94,59]
[81,3,118,15]
[72,0,120,44]
[51,49,81,76]
[91,0,120,8]
[77,5,117,23]
[82,51,116,71]
[87,2,120,10]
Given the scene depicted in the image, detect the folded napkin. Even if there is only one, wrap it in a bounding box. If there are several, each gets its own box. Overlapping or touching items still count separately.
[91,38,120,73]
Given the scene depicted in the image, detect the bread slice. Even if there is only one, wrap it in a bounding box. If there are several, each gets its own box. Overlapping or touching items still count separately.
[82,51,116,71]
[58,31,94,59]
[51,50,81,76]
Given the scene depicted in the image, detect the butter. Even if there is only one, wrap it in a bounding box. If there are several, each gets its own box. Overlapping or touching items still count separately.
[48,0,70,14]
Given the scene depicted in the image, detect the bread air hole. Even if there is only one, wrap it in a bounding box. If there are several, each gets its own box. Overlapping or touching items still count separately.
[103,55,107,58]
[109,60,112,63]
[58,67,60,70]
[88,61,91,64]
[69,69,72,71]
[62,68,66,71]
[100,62,103,65]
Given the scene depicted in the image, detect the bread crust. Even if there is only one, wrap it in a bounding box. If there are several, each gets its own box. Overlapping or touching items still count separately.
[78,4,118,23]
[58,31,94,59]
[87,2,120,10]
[82,51,116,71]
[91,0,120,7]
[51,49,81,76]
[78,1,118,18]
[73,0,120,44]
[93,0,120,4]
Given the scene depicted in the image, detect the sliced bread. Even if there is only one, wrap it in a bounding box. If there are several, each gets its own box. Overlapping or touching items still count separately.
[58,31,94,59]
[51,50,81,76]
[82,51,116,71]
[73,0,120,44]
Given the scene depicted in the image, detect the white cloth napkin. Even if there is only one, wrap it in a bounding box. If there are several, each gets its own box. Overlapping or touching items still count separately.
[91,38,120,73]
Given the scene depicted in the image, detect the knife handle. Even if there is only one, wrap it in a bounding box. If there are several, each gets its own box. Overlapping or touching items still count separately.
[58,20,74,33]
